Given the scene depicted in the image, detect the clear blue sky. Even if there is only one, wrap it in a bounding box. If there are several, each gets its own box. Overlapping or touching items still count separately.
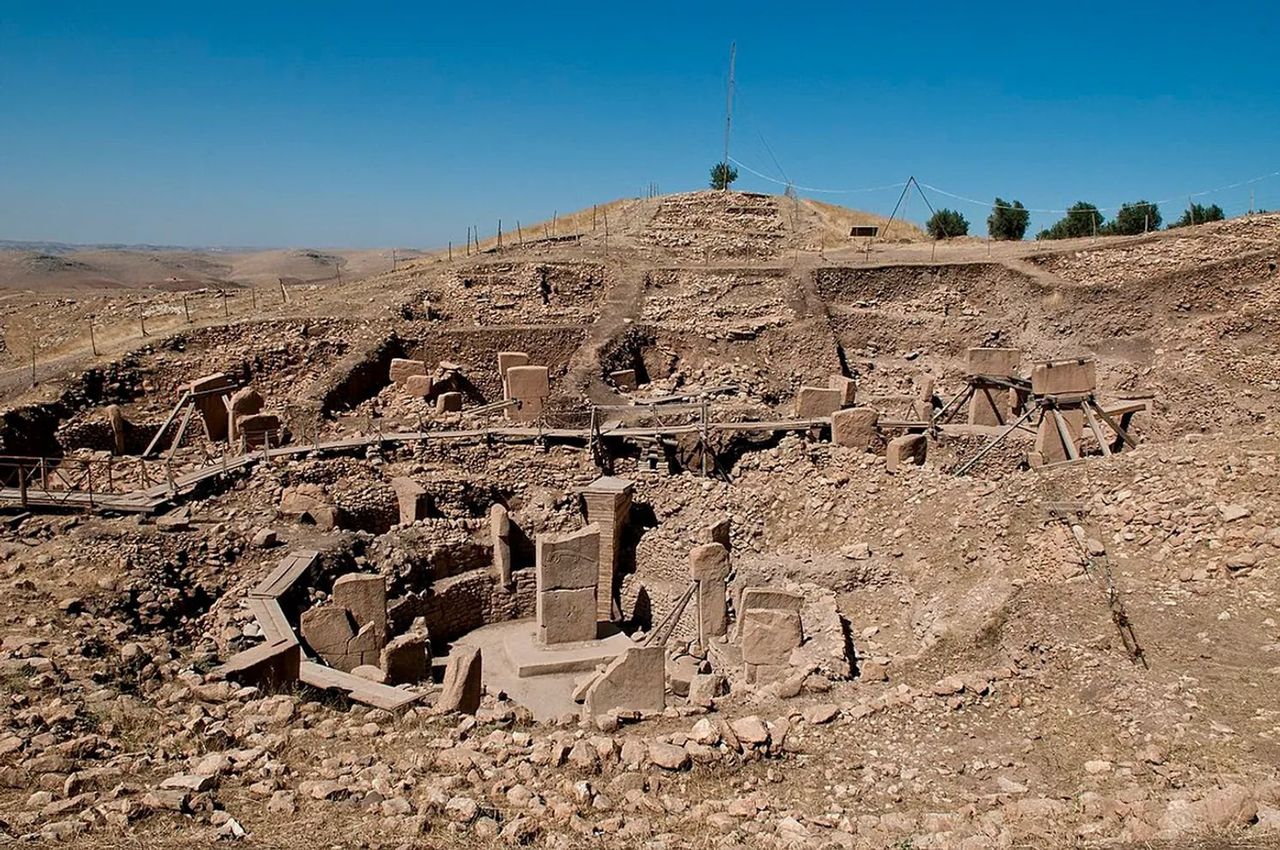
[2,1,1278,247]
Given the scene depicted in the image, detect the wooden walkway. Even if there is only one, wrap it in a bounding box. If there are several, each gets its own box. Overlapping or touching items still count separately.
[0,416,834,515]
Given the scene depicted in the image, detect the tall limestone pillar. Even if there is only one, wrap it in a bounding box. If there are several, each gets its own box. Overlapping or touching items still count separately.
[581,476,634,622]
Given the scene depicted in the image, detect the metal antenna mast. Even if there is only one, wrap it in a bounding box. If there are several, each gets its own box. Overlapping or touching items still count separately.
[722,42,736,192]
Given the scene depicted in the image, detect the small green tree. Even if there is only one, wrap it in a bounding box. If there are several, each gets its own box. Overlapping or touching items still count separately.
[709,162,738,190]
[1168,202,1225,228]
[926,208,969,239]
[1037,202,1104,239]
[1105,200,1161,235]
[987,198,1030,240]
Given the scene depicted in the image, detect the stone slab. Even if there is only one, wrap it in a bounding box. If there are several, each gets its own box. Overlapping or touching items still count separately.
[741,587,804,613]
[497,351,530,380]
[380,632,430,685]
[437,645,482,714]
[832,407,879,449]
[490,504,512,585]
[390,477,431,524]
[1031,359,1097,396]
[689,543,729,582]
[502,622,633,678]
[584,645,665,716]
[389,358,427,385]
[436,391,463,412]
[536,525,601,592]
[609,369,638,391]
[795,386,844,418]
[506,365,550,399]
[403,374,434,398]
[965,347,1021,378]
[828,374,857,406]
[741,608,804,666]
[537,587,598,645]
[886,433,928,473]
[332,573,387,643]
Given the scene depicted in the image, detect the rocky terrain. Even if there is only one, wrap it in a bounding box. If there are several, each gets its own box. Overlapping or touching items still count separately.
[0,192,1277,849]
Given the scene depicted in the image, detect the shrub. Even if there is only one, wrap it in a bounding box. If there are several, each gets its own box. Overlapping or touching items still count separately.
[1037,202,1104,240]
[1168,203,1225,228]
[987,198,1030,240]
[709,163,738,190]
[1105,200,1161,235]
[925,208,969,239]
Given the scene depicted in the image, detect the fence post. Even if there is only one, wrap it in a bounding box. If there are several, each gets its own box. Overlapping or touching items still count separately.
[86,460,94,508]
[18,463,27,508]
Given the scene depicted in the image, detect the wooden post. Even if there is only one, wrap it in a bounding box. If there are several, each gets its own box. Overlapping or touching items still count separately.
[700,398,709,477]
[279,278,288,303]
[517,221,523,247]
[85,460,94,508]
[140,311,147,336]
[497,220,502,252]
[89,318,98,356]
[107,456,114,492]
[221,289,229,317]
[466,226,471,256]
[18,463,27,508]
[183,294,191,322]
[30,348,36,386]
[448,241,452,262]
[551,211,557,238]
[251,286,257,310]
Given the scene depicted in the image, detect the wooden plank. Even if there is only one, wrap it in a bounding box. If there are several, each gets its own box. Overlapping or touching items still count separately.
[1051,409,1080,461]
[1090,401,1139,449]
[247,598,298,645]
[1081,403,1113,458]
[1098,400,1147,417]
[166,401,197,461]
[250,550,319,599]
[143,390,193,458]
[298,661,420,711]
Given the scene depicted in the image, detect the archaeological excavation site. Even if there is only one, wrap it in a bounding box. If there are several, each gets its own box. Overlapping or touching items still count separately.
[0,190,1278,848]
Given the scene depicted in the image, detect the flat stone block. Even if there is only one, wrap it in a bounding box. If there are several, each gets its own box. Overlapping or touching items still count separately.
[741,608,803,666]
[689,543,729,582]
[828,375,857,406]
[497,351,530,380]
[380,632,430,685]
[537,587,598,645]
[741,587,804,613]
[389,358,427,385]
[1031,359,1097,396]
[403,374,434,398]
[965,347,1021,377]
[502,622,632,678]
[506,365,550,399]
[795,386,844,417]
[438,645,482,714]
[584,645,665,716]
[831,407,879,448]
[536,525,601,592]
[436,391,463,412]
[332,573,387,642]
[886,433,928,473]
[1034,410,1085,464]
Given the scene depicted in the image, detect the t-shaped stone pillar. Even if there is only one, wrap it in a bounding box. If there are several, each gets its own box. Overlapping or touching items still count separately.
[581,475,634,622]
[689,542,730,642]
